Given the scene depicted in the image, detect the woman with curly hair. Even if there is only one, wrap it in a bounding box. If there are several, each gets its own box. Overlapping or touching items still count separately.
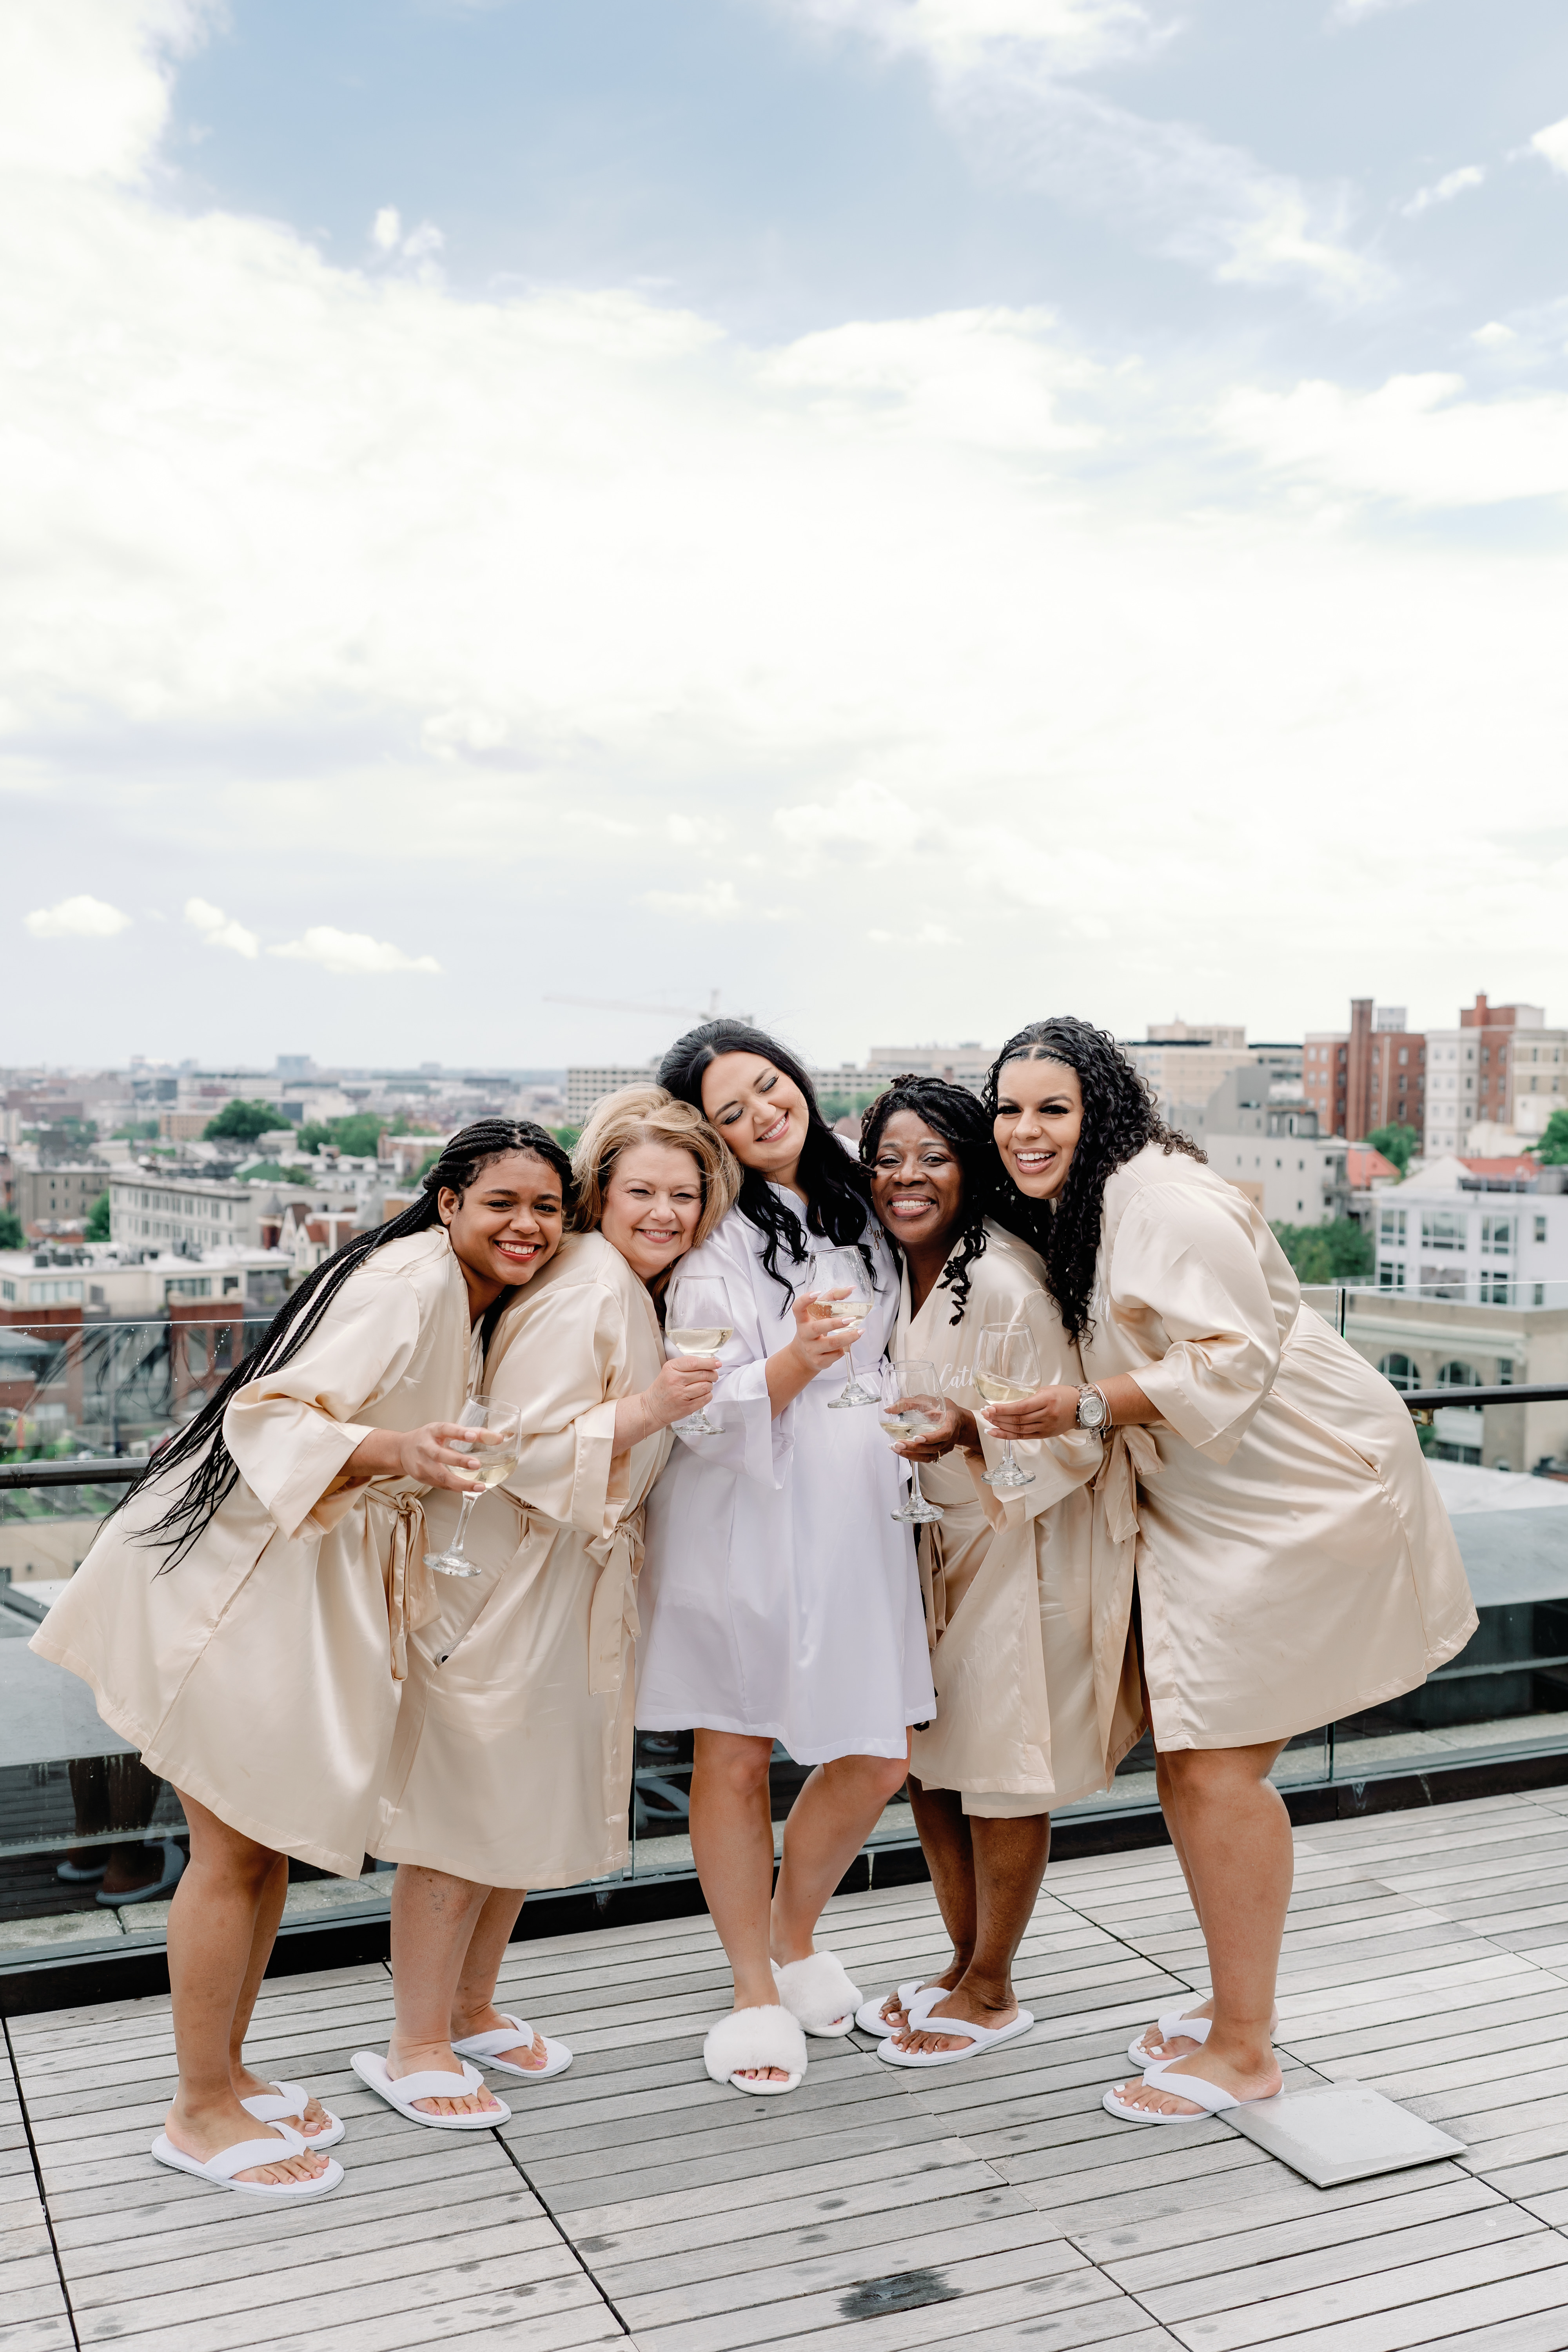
[639,1023,934,2096]
[855,1078,1142,2069]
[982,1018,1475,2124]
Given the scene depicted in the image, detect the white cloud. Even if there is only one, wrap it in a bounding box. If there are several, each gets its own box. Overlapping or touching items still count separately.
[1531,119,1568,177]
[0,0,213,181]
[775,780,943,854]
[372,207,402,253]
[759,309,1098,452]
[642,882,751,922]
[1214,373,1568,506]
[185,896,259,957]
[776,0,1161,76]
[1329,0,1428,22]
[1401,165,1485,220]
[268,928,442,976]
[1472,322,1516,351]
[23,894,133,939]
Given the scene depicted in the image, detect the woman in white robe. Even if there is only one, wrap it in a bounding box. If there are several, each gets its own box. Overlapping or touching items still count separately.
[640,1023,935,2094]
[856,1077,1140,2067]
[358,1090,737,2125]
[30,1122,572,2196]
[978,1020,1475,2125]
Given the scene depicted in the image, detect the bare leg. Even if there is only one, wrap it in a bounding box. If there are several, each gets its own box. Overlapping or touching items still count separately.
[688,1730,782,2079]
[895,1810,1052,2054]
[1112,1740,1290,2114]
[771,1748,911,1978]
[162,1791,327,2185]
[450,1886,550,2071]
[387,1865,506,2117]
[872,1777,974,2031]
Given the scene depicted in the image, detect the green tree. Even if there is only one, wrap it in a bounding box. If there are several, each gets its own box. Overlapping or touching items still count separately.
[1270,1217,1374,1285]
[113,1119,160,1140]
[0,1209,24,1250]
[1535,1108,1568,1168]
[298,1113,388,1158]
[1364,1122,1420,1176]
[549,1124,581,1152]
[205,1098,280,1143]
[85,1192,111,1241]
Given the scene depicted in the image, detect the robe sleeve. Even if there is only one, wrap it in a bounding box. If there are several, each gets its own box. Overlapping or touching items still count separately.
[1111,1184,1283,1463]
[671,1214,793,1491]
[223,1262,426,1541]
[489,1281,627,1539]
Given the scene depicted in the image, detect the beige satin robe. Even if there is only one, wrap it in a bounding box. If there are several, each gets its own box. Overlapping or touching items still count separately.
[898,1220,1142,1808]
[1080,1145,1478,1751]
[372,1231,670,1890]
[30,1230,476,1876]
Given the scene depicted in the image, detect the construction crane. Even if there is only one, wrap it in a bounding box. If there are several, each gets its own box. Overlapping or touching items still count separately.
[543,990,751,1024]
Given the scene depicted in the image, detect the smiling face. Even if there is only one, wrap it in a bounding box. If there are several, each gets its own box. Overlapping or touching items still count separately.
[869,1109,966,1259]
[699,1051,809,1185]
[439,1148,566,1308]
[599,1140,706,1286]
[993,1058,1084,1201]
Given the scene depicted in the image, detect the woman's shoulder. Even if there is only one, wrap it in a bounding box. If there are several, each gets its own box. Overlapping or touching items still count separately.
[1105,1142,1221,1211]
[352,1225,456,1299]
[976,1218,1048,1290]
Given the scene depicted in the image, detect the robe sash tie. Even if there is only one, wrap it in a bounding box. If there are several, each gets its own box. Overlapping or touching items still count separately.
[588,1518,644,1697]
[365,1488,437,1682]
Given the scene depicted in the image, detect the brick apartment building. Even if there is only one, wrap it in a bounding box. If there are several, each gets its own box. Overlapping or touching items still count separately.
[1425,995,1568,1157]
[1303,1000,1426,1142]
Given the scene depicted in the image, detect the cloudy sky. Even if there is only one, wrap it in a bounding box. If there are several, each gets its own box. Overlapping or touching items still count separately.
[6,0,1568,1071]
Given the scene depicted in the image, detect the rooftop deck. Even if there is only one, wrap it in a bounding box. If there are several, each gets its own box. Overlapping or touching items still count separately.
[11,1786,1568,2352]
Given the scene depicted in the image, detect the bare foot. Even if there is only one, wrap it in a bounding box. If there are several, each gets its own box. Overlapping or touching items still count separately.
[1129,2000,1279,2070]
[233,2063,333,2138]
[387,2037,505,2118]
[891,1989,1017,2056]
[1111,2045,1283,2117]
[879,1965,961,2035]
[452,2004,548,2072]
[165,2100,329,2187]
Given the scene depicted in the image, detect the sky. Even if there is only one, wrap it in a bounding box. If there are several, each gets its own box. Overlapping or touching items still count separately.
[5,0,1568,1072]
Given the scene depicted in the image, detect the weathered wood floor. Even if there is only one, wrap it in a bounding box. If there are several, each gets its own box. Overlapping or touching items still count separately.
[11,1787,1568,2352]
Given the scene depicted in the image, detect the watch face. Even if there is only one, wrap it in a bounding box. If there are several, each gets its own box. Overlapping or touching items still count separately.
[1079,1389,1105,1428]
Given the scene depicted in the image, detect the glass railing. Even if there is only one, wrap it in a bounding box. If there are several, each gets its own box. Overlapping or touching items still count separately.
[4,1283,1568,1960]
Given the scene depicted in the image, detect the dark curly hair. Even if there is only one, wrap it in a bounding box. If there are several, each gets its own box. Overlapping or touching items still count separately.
[132,1119,574,1566]
[860,1076,994,1324]
[659,1021,875,1298]
[985,1017,1203,1343]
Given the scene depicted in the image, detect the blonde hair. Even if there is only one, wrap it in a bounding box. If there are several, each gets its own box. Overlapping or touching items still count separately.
[571,1086,739,1250]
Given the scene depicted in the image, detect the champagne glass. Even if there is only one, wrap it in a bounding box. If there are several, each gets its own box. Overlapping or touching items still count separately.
[812,1246,879,1409]
[880,1358,946,1524]
[972,1323,1040,1491]
[425,1397,523,1577]
[665,1275,732,1439]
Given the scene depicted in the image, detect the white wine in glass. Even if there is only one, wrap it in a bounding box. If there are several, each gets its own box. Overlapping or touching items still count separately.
[665,1276,731,1438]
[973,1324,1040,1490]
[425,1397,523,1577]
[880,1358,946,1524]
[813,1247,879,1408]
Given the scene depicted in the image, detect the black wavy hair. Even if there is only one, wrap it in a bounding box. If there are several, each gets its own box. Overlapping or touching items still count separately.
[985,1017,1204,1343]
[658,1021,873,1297]
[860,1076,994,1325]
[134,1118,573,1565]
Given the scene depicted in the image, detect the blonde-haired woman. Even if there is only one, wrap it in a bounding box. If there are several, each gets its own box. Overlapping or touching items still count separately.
[360,1089,738,2125]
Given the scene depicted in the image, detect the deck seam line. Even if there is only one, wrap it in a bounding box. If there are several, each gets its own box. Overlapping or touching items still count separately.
[490,2125,633,2335]
[4,2010,82,2352]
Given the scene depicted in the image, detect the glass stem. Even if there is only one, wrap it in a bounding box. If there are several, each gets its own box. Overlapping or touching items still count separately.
[449,1487,480,1555]
[1000,1438,1017,1481]
[910,1460,925,1508]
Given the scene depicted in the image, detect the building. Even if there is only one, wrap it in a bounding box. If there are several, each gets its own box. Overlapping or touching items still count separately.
[1122,1022,1261,1115]
[1501,1025,1568,1146]
[1170,1068,1348,1225]
[566,1059,888,1123]
[107,1169,365,1252]
[1342,1291,1568,1473]
[1423,995,1559,1159]
[14,1164,108,1235]
[1303,1002,1426,1142]
[865,1045,999,1091]
[1368,1161,1568,1307]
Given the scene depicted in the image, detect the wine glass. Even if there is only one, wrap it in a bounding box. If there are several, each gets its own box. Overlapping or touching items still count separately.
[972,1323,1040,1491]
[812,1246,879,1409]
[880,1358,946,1524]
[664,1275,732,1439]
[425,1397,523,1577]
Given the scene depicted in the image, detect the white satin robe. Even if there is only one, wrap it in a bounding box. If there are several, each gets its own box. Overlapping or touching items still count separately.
[637,1198,934,1763]
[31,1230,476,1876]
[898,1220,1142,1808]
[1080,1145,1477,1751]
[372,1231,669,1890]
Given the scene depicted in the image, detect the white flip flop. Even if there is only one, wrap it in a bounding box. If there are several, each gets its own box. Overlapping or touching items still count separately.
[702,2005,808,2097]
[1103,2058,1283,2125]
[351,2051,510,2129]
[877,2001,1035,2068]
[151,2120,342,2197]
[855,1979,926,2038]
[772,1950,863,2038]
[451,2014,572,2082]
[1126,2008,1213,2071]
[242,2078,346,2149]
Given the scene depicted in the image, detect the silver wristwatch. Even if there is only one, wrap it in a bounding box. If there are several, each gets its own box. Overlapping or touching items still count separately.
[1075,1384,1110,1434]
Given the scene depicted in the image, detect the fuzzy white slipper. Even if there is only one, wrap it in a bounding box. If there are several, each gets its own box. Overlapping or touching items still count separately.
[703,2005,808,2096]
[855,1979,926,2038]
[451,2014,572,2082]
[241,2078,346,2150]
[771,1949,862,2037]
[151,2122,342,2198]
[351,2051,510,2129]
[1103,2059,1283,2125]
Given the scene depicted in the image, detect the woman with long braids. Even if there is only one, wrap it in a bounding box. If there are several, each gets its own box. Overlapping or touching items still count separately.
[980,1019,1474,2123]
[854,1077,1140,2069]
[31,1120,569,2196]
[361,1088,736,2125]
[639,1022,934,2096]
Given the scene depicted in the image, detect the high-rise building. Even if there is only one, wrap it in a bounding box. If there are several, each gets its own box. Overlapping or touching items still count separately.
[1424,995,1550,1158]
[1303,1001,1426,1142]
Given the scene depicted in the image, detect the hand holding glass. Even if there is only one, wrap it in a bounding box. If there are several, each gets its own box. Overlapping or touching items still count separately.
[812,1247,879,1409]
[973,1323,1040,1491]
[880,1358,947,1524]
[665,1275,732,1439]
[424,1397,523,1577]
